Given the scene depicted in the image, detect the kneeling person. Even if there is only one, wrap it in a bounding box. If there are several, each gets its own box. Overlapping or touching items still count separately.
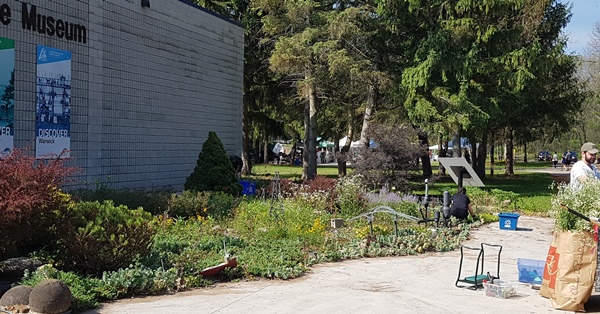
[450,187,475,220]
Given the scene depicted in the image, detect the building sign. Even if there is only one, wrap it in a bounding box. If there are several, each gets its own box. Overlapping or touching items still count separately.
[0,2,87,43]
[0,36,13,156]
[36,45,71,158]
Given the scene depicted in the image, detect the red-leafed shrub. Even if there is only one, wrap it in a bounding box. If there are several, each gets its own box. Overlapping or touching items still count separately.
[0,148,79,259]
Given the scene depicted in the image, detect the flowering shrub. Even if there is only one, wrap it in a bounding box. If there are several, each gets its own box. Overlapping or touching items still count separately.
[552,181,600,231]
[334,175,367,218]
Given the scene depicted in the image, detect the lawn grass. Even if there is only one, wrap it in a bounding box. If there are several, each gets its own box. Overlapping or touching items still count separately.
[249,163,341,179]
[251,161,555,215]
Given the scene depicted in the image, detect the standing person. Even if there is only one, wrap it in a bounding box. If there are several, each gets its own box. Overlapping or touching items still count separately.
[449,187,476,220]
[565,150,573,171]
[552,151,559,170]
[570,142,600,190]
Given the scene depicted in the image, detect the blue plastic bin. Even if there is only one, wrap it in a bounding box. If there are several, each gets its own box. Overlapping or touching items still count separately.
[498,212,520,230]
[517,258,544,284]
[239,180,256,196]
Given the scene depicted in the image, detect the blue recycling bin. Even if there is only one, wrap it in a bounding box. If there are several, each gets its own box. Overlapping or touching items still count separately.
[239,180,256,196]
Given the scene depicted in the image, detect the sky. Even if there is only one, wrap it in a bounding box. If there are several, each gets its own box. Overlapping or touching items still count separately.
[563,0,600,55]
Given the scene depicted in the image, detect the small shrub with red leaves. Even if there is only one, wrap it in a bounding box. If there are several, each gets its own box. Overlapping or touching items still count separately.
[0,148,79,258]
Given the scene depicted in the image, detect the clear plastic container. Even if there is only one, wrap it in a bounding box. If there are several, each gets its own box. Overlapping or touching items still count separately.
[482,280,517,299]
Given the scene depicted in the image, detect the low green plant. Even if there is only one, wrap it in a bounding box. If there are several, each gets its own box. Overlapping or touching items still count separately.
[207,192,238,219]
[51,200,156,274]
[71,184,171,216]
[20,265,116,313]
[237,238,307,279]
[519,195,552,216]
[167,190,211,218]
[101,265,178,297]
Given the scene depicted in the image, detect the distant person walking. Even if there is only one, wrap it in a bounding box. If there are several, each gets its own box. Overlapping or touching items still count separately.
[565,150,573,171]
[552,152,559,170]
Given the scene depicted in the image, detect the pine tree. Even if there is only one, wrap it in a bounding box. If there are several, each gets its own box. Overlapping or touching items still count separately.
[184,132,242,195]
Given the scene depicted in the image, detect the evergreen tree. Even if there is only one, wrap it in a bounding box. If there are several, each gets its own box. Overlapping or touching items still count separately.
[184,132,242,195]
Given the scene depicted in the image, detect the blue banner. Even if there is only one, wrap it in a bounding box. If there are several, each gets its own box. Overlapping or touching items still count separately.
[0,37,15,157]
[36,45,71,158]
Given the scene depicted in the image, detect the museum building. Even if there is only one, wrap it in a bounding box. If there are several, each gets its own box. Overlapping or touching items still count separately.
[0,0,244,189]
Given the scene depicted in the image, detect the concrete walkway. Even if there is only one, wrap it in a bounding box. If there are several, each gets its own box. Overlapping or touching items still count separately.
[84,216,600,314]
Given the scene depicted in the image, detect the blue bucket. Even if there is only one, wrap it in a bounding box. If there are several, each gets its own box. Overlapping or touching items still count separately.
[239,180,256,196]
[498,212,520,230]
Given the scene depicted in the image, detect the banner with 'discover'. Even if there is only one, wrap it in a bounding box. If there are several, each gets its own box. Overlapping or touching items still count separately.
[36,45,71,158]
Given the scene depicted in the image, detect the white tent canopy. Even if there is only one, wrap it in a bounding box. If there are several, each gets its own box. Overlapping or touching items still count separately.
[339,136,361,148]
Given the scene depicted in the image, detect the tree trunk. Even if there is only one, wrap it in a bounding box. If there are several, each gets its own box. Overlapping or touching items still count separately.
[241,93,252,175]
[263,139,268,164]
[490,134,495,177]
[453,133,461,157]
[302,98,310,180]
[359,82,376,147]
[437,137,447,175]
[337,114,354,177]
[476,132,487,179]
[253,138,260,165]
[505,128,515,175]
[307,81,318,179]
[418,131,432,177]
[523,141,528,163]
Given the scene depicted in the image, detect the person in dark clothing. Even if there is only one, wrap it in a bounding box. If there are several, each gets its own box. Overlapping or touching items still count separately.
[450,187,475,220]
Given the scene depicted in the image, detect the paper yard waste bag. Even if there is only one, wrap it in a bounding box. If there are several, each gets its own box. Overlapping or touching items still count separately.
[539,231,597,312]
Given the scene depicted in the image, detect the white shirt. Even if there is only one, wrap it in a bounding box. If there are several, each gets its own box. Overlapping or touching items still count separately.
[570,160,600,189]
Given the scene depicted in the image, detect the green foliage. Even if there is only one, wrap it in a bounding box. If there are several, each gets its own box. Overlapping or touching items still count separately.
[334,175,367,218]
[101,265,178,298]
[392,201,420,219]
[519,195,552,216]
[71,185,171,216]
[166,190,237,220]
[167,190,212,218]
[52,200,156,274]
[552,181,600,231]
[207,192,238,219]
[184,132,242,195]
[20,265,116,313]
[237,238,307,279]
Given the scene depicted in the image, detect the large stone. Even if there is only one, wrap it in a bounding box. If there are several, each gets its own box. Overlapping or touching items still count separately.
[29,279,72,314]
[0,285,32,306]
[0,257,43,279]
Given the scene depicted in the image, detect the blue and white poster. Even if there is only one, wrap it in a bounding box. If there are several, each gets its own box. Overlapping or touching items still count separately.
[36,45,71,158]
[0,37,15,157]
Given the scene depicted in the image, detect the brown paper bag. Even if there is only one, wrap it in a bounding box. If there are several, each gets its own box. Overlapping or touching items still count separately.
[539,231,597,312]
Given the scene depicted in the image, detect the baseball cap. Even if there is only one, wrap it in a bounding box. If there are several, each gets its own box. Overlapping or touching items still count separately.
[581,142,599,154]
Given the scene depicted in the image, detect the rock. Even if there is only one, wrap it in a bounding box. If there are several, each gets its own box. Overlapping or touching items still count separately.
[0,285,32,306]
[0,257,43,279]
[28,279,72,314]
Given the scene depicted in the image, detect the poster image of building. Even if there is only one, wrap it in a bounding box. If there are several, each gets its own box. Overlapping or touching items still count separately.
[0,36,14,157]
[36,45,71,158]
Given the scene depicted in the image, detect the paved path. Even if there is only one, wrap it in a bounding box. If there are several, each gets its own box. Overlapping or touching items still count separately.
[84,217,600,314]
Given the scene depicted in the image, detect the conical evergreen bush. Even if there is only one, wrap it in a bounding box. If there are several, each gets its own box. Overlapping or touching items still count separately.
[184,131,242,195]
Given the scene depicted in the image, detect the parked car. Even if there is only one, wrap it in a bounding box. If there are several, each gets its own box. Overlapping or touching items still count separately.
[538,150,552,161]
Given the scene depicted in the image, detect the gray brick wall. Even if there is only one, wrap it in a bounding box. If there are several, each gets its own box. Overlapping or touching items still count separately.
[0,0,243,190]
